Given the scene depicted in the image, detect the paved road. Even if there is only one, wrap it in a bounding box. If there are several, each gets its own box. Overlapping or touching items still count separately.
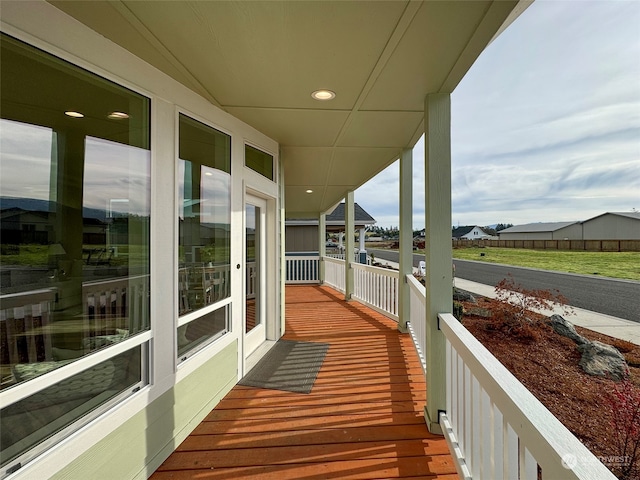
[368,248,640,323]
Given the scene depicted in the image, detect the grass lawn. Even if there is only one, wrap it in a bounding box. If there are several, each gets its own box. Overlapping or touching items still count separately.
[448,247,640,281]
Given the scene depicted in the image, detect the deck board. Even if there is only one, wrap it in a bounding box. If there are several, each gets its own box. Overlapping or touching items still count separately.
[151,285,457,479]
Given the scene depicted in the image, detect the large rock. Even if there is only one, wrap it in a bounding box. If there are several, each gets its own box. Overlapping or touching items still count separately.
[548,315,589,346]
[577,340,629,381]
[453,288,476,304]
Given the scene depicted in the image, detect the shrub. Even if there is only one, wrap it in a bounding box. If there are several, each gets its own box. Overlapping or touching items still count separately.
[486,275,573,342]
[493,274,573,325]
[607,378,640,479]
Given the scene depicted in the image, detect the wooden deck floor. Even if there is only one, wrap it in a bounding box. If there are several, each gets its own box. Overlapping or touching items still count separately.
[151,285,457,479]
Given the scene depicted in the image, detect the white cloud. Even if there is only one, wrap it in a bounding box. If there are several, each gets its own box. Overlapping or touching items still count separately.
[357,1,640,228]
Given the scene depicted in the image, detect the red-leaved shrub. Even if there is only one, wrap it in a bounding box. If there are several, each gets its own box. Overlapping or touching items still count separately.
[608,378,640,479]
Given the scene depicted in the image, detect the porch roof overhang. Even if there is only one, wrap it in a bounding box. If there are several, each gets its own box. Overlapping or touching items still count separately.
[48,0,529,217]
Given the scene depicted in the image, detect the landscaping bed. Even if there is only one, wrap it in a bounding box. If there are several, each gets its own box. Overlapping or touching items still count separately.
[459,295,640,479]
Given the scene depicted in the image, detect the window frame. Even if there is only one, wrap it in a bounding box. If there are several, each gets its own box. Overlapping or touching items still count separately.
[0,32,153,476]
[175,110,234,363]
[244,142,276,182]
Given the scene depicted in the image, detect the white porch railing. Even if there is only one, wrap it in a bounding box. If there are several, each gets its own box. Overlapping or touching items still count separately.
[0,288,57,365]
[439,312,616,480]
[321,266,614,480]
[323,256,345,293]
[83,274,149,333]
[246,262,256,299]
[1,275,150,367]
[327,252,372,264]
[285,255,319,284]
[406,274,426,375]
[352,263,399,321]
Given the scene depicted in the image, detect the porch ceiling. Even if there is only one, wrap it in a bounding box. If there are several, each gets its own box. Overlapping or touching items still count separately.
[48,0,523,216]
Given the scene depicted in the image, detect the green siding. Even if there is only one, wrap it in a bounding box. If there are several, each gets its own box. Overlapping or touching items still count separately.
[51,340,238,480]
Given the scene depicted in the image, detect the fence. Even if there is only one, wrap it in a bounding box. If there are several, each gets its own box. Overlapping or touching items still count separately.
[453,239,640,252]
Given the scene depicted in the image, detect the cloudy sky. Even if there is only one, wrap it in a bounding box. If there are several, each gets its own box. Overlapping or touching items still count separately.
[356,0,640,229]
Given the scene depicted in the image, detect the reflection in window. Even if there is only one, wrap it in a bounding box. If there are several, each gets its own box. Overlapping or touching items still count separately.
[0,346,143,469]
[178,306,229,359]
[245,144,274,181]
[178,114,231,320]
[0,33,150,472]
[245,204,260,333]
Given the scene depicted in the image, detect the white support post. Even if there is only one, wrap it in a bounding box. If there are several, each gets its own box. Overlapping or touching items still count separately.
[358,227,366,253]
[358,227,367,264]
[319,213,326,283]
[424,93,452,435]
[344,192,355,300]
[398,148,413,333]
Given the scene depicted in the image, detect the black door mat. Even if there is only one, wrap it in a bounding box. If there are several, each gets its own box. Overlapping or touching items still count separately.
[239,340,329,394]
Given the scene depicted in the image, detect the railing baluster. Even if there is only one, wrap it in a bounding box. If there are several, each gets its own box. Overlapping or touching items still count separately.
[505,421,518,480]
[471,376,481,478]
[520,445,537,480]
[446,339,452,416]
[480,390,493,479]
[457,353,465,456]
[493,406,504,480]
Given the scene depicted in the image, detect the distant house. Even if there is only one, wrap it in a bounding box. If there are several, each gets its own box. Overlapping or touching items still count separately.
[1,208,52,244]
[497,221,582,241]
[285,203,375,252]
[452,225,494,240]
[581,212,640,240]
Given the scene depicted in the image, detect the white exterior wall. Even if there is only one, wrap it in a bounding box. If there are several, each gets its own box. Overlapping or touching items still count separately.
[460,226,489,239]
[583,214,640,240]
[1,2,281,478]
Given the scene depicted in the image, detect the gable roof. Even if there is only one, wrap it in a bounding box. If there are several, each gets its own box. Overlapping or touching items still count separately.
[452,225,491,238]
[326,203,375,224]
[499,221,579,234]
[582,212,640,223]
[286,202,375,227]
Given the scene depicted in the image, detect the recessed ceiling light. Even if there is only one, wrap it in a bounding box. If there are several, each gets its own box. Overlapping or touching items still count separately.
[311,90,336,101]
[108,111,129,120]
[65,111,84,118]
[205,172,213,176]
[306,189,313,194]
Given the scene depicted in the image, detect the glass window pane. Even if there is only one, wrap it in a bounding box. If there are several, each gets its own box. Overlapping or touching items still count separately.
[245,204,260,333]
[177,305,229,359]
[245,145,274,181]
[178,114,231,317]
[0,346,143,469]
[0,33,151,468]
